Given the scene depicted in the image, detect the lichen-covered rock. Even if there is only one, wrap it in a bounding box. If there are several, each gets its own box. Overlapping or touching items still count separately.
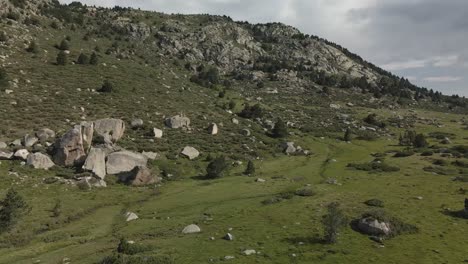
[181,146,200,160]
[119,166,161,186]
[165,115,190,129]
[357,217,392,236]
[53,128,86,167]
[94,118,125,143]
[82,148,107,179]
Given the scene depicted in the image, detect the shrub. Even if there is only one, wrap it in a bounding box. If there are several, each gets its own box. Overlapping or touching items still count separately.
[98,80,114,93]
[414,134,428,148]
[0,68,8,87]
[364,113,386,128]
[90,52,99,65]
[393,150,414,158]
[10,0,27,8]
[76,53,89,64]
[52,199,62,218]
[26,41,39,53]
[117,238,150,255]
[322,202,347,244]
[239,104,263,119]
[58,39,70,50]
[6,11,20,21]
[295,187,315,197]
[421,151,433,156]
[0,31,7,42]
[100,254,173,264]
[271,118,288,138]
[364,199,384,207]
[0,189,31,233]
[347,161,400,172]
[56,51,67,65]
[344,128,352,141]
[206,156,229,179]
[190,66,220,87]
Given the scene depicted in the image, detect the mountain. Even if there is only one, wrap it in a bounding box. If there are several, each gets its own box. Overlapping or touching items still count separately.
[0,1,467,263]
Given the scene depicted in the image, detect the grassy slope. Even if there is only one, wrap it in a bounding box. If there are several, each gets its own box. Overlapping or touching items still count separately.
[0,13,467,264]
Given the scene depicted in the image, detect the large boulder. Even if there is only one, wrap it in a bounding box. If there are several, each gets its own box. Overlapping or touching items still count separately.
[181,146,200,160]
[94,118,125,143]
[23,134,38,147]
[26,153,54,170]
[0,150,13,160]
[165,115,190,129]
[106,150,147,175]
[77,176,107,189]
[82,148,107,179]
[14,149,30,160]
[53,127,86,167]
[120,166,161,186]
[35,128,56,142]
[357,217,392,236]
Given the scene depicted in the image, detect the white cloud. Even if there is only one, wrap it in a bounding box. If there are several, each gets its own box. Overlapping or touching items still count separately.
[432,55,459,67]
[381,59,428,71]
[423,76,462,82]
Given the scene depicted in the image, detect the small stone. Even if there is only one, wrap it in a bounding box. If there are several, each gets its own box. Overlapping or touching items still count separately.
[182,224,201,234]
[242,249,256,256]
[125,212,139,222]
[223,233,234,241]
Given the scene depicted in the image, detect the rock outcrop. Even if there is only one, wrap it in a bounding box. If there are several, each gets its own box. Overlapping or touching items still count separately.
[357,217,392,236]
[119,166,160,186]
[53,127,87,167]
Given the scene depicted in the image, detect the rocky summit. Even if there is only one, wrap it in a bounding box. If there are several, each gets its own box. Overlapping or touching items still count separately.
[0,1,467,263]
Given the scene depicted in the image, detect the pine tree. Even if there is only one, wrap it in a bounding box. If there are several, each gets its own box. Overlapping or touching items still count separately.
[77,53,89,64]
[244,160,255,175]
[56,51,67,65]
[272,118,288,138]
[90,52,98,65]
[0,189,31,233]
[58,39,70,51]
[413,134,428,148]
[206,156,229,179]
[98,80,114,93]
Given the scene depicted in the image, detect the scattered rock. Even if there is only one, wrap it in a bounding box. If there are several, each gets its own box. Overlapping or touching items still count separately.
[232,118,239,125]
[208,123,218,135]
[106,150,148,175]
[77,177,107,189]
[14,149,30,160]
[26,153,54,170]
[256,178,266,183]
[125,212,139,222]
[241,129,251,136]
[242,249,256,256]
[223,233,234,241]
[131,118,144,129]
[82,148,107,179]
[153,128,163,138]
[165,115,190,129]
[357,217,392,236]
[182,224,201,234]
[181,146,200,160]
[281,142,296,154]
[0,142,7,149]
[10,139,22,147]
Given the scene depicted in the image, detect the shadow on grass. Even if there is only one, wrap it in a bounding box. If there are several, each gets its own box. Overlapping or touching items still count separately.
[282,234,326,245]
[442,209,468,220]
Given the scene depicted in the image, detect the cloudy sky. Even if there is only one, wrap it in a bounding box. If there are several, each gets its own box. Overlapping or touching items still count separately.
[61,0,468,96]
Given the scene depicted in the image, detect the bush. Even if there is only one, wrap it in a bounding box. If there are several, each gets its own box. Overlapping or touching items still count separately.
[26,41,39,53]
[6,11,20,21]
[239,104,263,119]
[393,150,415,158]
[295,187,315,197]
[100,254,173,264]
[76,53,89,64]
[347,161,400,172]
[98,80,114,93]
[364,113,386,128]
[88,52,98,65]
[322,202,347,244]
[56,51,67,65]
[421,151,433,156]
[206,156,229,179]
[190,66,220,87]
[414,134,428,148]
[117,239,150,255]
[0,189,31,233]
[344,128,352,141]
[58,39,70,50]
[271,118,288,138]
[0,68,8,87]
[0,31,7,42]
[364,199,384,207]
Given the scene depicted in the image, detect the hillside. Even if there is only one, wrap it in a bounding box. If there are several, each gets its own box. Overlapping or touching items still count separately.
[0,1,467,263]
